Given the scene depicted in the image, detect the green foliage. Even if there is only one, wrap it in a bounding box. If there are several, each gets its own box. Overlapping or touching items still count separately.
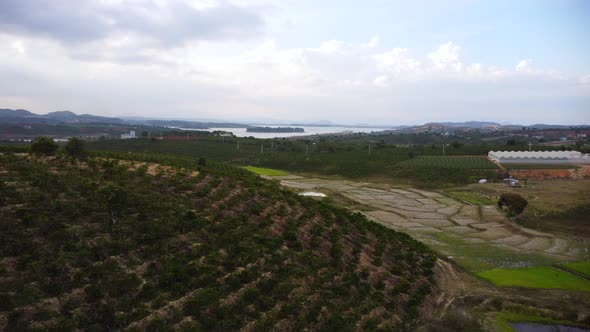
[397,156,497,169]
[85,138,508,188]
[31,136,59,155]
[0,153,436,331]
[64,137,86,158]
[498,193,528,216]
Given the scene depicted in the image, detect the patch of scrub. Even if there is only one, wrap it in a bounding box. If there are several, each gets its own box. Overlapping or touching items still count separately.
[477,266,590,291]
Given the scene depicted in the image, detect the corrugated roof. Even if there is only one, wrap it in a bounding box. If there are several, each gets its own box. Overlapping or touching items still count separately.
[488,151,582,159]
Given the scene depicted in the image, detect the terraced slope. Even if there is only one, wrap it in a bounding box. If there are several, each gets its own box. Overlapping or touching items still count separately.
[278,176,585,272]
[0,154,436,331]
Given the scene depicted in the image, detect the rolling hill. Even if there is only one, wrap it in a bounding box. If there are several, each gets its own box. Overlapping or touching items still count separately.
[0,153,437,331]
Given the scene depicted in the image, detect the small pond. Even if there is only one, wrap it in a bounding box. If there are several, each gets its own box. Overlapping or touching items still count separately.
[298,191,327,197]
[510,323,590,332]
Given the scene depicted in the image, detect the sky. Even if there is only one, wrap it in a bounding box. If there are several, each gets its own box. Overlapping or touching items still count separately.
[0,0,589,125]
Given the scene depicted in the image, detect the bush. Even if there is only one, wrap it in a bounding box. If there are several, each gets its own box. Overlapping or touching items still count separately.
[65,137,86,158]
[31,136,59,155]
[497,193,528,216]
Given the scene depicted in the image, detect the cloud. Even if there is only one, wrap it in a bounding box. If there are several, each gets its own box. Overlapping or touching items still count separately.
[0,0,265,46]
[428,42,462,70]
[362,35,379,49]
[515,59,533,72]
[11,40,25,54]
[0,29,586,124]
[578,74,590,85]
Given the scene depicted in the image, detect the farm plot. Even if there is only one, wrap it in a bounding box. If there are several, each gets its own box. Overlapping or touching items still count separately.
[276,175,587,290]
[396,156,499,169]
[562,262,590,277]
[477,266,590,291]
[241,166,289,176]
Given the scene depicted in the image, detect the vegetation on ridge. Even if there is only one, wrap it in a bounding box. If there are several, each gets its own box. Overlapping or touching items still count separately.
[0,153,437,331]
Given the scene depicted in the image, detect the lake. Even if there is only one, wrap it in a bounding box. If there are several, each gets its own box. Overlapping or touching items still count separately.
[201,125,395,139]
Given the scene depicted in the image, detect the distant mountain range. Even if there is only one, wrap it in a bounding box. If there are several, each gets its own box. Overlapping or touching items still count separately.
[424,121,502,128]
[0,108,587,130]
[421,121,588,130]
[0,109,124,124]
[0,108,247,129]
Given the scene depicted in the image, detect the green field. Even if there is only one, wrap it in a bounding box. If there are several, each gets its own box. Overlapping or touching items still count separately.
[432,233,558,272]
[397,156,498,169]
[562,262,590,277]
[242,166,289,176]
[86,139,501,187]
[477,266,590,291]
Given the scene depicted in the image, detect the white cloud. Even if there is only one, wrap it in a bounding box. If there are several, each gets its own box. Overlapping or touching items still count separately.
[362,35,379,49]
[515,59,533,72]
[578,74,590,85]
[11,40,25,54]
[428,42,462,70]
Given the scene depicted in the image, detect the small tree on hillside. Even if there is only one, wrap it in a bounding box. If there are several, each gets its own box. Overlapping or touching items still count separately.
[97,183,128,234]
[31,136,59,155]
[497,193,528,216]
[64,137,86,159]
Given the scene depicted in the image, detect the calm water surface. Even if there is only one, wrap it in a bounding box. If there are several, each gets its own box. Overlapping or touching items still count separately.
[510,323,590,332]
[203,125,394,139]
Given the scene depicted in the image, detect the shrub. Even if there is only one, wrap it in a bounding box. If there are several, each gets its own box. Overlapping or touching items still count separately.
[497,193,528,216]
[64,137,86,158]
[31,136,59,155]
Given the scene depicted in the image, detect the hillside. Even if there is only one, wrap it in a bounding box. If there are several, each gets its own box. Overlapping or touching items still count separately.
[0,153,437,331]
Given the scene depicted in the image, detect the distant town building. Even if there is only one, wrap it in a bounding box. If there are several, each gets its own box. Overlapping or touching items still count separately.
[488,150,590,165]
[121,131,136,139]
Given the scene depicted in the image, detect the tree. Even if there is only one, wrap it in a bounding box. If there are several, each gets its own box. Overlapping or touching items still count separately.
[31,136,58,155]
[97,183,128,234]
[497,193,528,216]
[64,137,86,158]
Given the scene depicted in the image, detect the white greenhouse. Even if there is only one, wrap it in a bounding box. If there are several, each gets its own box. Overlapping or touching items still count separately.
[488,150,590,165]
